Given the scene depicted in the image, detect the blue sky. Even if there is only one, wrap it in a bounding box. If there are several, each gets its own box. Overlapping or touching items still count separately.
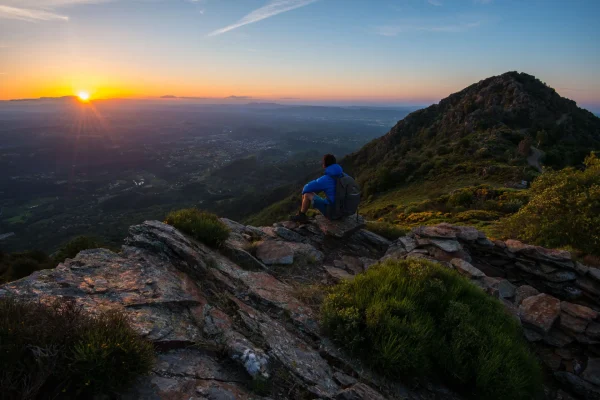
[0,0,599,111]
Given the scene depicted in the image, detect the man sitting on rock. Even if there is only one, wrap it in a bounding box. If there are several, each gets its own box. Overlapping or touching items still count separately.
[290,154,344,223]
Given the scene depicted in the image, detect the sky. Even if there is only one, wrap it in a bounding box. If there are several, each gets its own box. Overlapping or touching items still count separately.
[0,0,599,110]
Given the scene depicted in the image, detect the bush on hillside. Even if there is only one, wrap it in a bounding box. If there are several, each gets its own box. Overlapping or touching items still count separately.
[0,236,104,284]
[51,235,104,264]
[165,208,230,247]
[365,222,408,241]
[0,250,51,283]
[501,152,600,255]
[0,298,154,398]
[321,259,541,400]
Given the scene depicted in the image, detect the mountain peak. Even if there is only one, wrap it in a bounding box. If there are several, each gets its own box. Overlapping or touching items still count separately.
[344,71,600,194]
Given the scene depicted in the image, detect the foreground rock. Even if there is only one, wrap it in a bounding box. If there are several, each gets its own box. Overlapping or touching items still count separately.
[0,220,455,400]
[2,217,599,399]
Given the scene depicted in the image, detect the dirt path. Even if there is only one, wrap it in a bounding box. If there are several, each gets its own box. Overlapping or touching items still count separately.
[528,146,544,172]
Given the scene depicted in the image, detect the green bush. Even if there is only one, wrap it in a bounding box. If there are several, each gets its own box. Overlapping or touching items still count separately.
[447,190,474,208]
[52,235,103,264]
[455,209,501,222]
[366,222,408,241]
[165,208,230,247]
[321,259,541,400]
[0,298,154,398]
[0,250,51,283]
[501,153,600,255]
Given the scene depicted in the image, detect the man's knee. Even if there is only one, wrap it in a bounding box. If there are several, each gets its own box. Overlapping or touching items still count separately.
[303,192,315,199]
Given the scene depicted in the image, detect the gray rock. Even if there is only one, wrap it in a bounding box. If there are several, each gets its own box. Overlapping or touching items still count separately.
[583,358,600,387]
[354,229,391,250]
[559,312,589,334]
[398,236,418,253]
[325,266,355,282]
[255,241,294,265]
[561,301,598,320]
[589,267,600,282]
[519,293,561,334]
[333,372,358,388]
[335,383,387,400]
[451,258,485,279]
[430,238,462,253]
[314,214,365,238]
[576,262,590,275]
[587,322,600,339]
[555,371,600,400]
[515,285,540,305]
[413,224,457,239]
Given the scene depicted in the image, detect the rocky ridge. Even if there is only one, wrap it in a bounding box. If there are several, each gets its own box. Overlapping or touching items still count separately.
[1,217,599,400]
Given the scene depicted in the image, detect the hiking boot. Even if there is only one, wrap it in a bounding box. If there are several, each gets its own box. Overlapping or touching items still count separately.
[289,212,309,223]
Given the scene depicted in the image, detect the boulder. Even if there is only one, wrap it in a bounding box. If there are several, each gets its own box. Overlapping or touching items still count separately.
[515,285,540,305]
[519,293,561,334]
[561,302,598,320]
[555,371,600,400]
[335,383,387,400]
[587,322,600,339]
[582,358,600,386]
[559,312,589,334]
[314,214,365,239]
[589,268,600,282]
[451,258,485,279]
[325,266,355,282]
[255,241,294,265]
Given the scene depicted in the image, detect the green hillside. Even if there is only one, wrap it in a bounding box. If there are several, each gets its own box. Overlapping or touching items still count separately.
[248,72,600,230]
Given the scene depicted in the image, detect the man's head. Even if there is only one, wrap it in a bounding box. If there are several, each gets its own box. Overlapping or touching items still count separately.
[322,154,337,169]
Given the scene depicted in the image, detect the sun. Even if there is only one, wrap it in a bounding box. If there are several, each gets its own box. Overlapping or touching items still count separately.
[77,91,90,102]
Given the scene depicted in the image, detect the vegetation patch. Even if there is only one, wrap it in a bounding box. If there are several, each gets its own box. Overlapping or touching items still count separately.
[0,298,154,398]
[1,236,104,284]
[365,221,409,241]
[321,259,542,400]
[501,152,600,255]
[165,208,230,247]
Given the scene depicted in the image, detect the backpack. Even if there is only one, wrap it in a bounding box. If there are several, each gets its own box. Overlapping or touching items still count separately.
[327,174,361,220]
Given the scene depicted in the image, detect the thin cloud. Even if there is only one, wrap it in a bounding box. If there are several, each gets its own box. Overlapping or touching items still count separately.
[0,5,69,21]
[208,0,319,37]
[428,0,443,6]
[374,20,481,36]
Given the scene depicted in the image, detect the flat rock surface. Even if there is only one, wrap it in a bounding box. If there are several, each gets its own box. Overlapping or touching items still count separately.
[314,214,365,238]
[519,293,561,334]
[451,258,485,279]
[255,240,294,265]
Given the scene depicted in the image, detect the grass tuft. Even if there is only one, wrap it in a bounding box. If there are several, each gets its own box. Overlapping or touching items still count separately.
[321,258,542,400]
[366,221,409,240]
[165,208,230,247]
[0,298,154,398]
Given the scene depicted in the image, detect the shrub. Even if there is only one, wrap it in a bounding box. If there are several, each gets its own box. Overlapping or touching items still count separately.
[0,250,51,283]
[0,298,154,398]
[447,190,474,208]
[501,153,600,255]
[165,208,230,247]
[366,222,408,241]
[455,210,501,222]
[321,259,541,400]
[52,235,103,264]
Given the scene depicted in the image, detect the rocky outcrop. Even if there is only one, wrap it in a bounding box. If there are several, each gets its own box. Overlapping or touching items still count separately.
[0,218,458,400]
[2,218,599,399]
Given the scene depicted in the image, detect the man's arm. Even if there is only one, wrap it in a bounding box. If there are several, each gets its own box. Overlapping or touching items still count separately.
[302,176,328,194]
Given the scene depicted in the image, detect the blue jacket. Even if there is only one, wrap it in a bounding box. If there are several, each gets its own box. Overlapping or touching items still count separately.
[302,164,344,203]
